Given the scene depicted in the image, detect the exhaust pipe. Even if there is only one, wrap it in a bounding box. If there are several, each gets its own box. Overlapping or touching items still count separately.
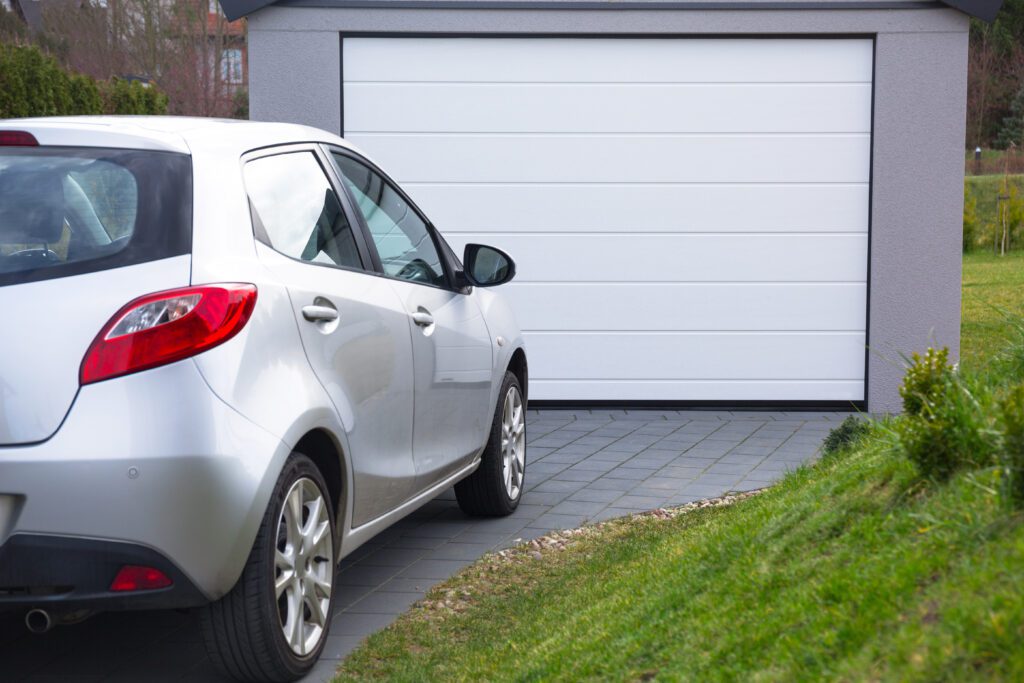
[25,608,53,634]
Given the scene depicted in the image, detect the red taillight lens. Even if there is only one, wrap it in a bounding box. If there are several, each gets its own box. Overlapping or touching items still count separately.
[110,565,173,592]
[80,283,257,385]
[0,130,39,146]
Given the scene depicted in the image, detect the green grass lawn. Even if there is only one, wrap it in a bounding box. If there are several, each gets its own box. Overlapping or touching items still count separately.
[962,250,1024,370]
[335,253,1024,682]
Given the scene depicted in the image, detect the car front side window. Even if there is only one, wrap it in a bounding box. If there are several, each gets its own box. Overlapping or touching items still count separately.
[331,152,446,287]
[244,151,362,270]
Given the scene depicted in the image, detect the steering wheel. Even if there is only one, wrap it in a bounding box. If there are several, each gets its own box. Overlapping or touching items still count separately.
[395,258,435,283]
[1,248,62,270]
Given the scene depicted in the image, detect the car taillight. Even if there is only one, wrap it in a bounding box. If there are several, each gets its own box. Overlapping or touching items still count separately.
[110,565,173,592]
[0,130,38,146]
[80,283,257,385]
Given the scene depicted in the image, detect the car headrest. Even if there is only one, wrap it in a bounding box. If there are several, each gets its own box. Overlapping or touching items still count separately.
[0,169,66,245]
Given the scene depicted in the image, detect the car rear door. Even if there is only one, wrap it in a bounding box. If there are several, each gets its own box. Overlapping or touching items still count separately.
[328,149,494,491]
[242,145,416,526]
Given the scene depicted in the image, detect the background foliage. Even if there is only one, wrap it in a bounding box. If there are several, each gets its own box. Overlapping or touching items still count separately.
[0,43,167,117]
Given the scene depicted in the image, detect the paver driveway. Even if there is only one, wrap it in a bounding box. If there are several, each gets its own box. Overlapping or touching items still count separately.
[0,409,847,682]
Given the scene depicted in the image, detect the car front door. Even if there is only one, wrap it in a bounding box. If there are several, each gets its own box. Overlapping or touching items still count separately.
[243,147,416,526]
[329,149,494,491]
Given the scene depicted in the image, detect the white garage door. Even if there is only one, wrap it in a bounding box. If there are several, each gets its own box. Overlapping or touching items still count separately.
[342,37,872,403]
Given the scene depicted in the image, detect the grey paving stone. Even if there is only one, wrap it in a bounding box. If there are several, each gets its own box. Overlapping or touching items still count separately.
[614,494,668,508]
[531,512,591,530]
[533,478,587,493]
[331,612,397,637]
[607,466,659,480]
[547,500,608,517]
[346,590,424,615]
[568,488,626,503]
[551,469,603,483]
[398,559,474,580]
[587,477,637,491]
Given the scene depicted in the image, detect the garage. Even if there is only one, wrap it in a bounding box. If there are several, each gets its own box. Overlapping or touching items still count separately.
[241,0,975,412]
[341,37,872,403]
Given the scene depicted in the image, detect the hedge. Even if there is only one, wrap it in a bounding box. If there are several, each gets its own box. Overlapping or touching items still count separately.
[0,43,167,118]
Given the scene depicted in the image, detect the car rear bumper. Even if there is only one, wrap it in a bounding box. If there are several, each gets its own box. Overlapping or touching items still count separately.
[0,534,206,611]
[0,360,290,605]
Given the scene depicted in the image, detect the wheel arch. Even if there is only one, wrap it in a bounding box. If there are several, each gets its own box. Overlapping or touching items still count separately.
[292,428,348,533]
[507,346,529,404]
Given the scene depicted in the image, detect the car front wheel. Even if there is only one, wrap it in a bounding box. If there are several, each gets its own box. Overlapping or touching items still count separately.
[201,453,336,682]
[455,371,526,516]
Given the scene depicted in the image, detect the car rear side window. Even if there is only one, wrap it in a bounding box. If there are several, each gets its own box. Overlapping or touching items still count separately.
[244,152,363,270]
[0,147,191,287]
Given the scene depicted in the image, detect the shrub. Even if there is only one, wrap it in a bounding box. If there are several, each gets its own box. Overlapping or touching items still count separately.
[0,44,166,118]
[822,415,870,456]
[98,77,168,116]
[899,347,953,417]
[999,384,1024,507]
[896,348,996,481]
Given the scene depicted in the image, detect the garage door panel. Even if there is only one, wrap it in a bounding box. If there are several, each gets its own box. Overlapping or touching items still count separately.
[345,83,872,134]
[343,37,872,403]
[443,234,868,283]
[347,133,871,184]
[524,332,866,380]
[343,38,873,84]
[499,283,867,332]
[408,184,870,233]
[531,380,865,402]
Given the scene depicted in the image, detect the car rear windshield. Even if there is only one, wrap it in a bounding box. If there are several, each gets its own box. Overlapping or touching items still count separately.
[0,146,191,287]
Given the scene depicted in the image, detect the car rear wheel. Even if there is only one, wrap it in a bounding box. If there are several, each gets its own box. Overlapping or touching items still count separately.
[455,371,526,516]
[200,453,336,682]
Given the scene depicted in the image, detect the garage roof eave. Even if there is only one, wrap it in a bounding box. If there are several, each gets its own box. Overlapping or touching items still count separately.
[217,0,1002,23]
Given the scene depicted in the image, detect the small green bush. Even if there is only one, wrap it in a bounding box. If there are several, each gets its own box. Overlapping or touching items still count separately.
[999,384,1024,507]
[822,415,870,456]
[899,347,953,417]
[896,348,995,481]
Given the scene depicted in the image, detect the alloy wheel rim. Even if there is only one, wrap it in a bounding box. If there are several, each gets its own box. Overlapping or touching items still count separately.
[275,477,334,656]
[501,386,526,500]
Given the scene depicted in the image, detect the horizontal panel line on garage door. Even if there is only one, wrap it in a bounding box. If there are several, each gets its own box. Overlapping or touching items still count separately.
[349,132,871,138]
[445,231,868,236]
[523,330,865,334]
[403,181,869,187]
[347,134,869,183]
[535,378,862,382]
[525,333,865,380]
[529,380,864,402]
[506,280,868,284]
[346,81,872,86]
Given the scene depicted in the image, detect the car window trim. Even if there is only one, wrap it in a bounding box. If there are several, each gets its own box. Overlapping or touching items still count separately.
[240,144,375,274]
[323,145,458,292]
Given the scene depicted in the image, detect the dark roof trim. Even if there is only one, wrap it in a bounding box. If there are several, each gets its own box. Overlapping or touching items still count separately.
[219,0,1001,23]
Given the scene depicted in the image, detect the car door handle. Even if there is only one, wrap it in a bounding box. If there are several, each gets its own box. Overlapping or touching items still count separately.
[302,305,339,322]
[411,310,434,327]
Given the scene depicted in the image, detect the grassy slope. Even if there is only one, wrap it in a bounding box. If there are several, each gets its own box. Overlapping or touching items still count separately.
[337,444,1024,681]
[335,256,1024,681]
[962,251,1024,370]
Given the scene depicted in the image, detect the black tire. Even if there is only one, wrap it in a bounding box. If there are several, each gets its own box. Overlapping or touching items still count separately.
[456,371,526,516]
[200,453,336,683]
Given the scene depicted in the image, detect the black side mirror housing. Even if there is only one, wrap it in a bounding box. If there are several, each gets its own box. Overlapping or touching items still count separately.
[461,243,516,288]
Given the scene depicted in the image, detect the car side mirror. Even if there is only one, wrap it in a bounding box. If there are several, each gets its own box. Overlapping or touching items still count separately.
[462,243,516,288]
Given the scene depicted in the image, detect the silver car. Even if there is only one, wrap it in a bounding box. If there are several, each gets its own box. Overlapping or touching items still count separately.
[0,118,528,681]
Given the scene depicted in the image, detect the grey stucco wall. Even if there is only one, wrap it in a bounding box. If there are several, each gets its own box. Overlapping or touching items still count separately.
[248,5,969,413]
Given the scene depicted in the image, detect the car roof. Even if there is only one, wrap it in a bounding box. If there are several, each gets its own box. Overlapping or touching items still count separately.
[0,116,353,156]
